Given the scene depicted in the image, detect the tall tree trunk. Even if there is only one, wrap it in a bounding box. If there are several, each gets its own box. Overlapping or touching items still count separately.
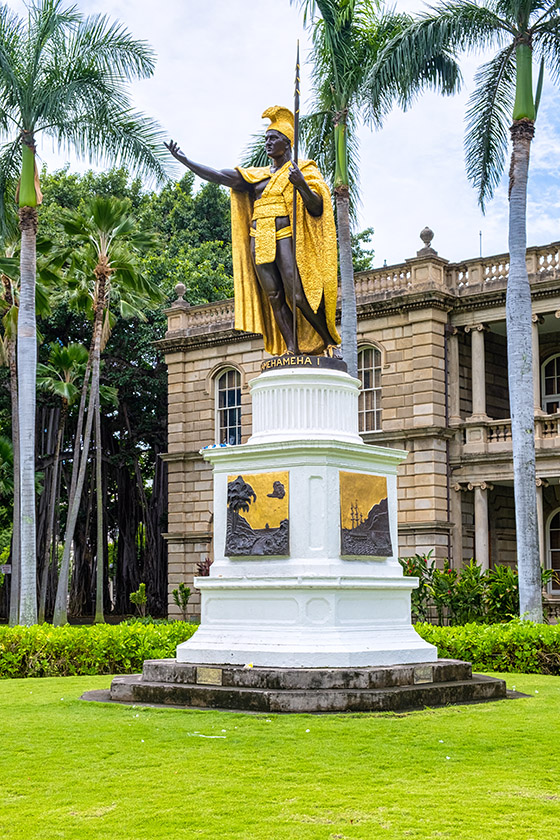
[94,393,104,623]
[69,349,93,511]
[3,275,21,626]
[335,187,357,378]
[53,269,107,625]
[38,403,66,623]
[507,119,542,622]
[17,206,38,625]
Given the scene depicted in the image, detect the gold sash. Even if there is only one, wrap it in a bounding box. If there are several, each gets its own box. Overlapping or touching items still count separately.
[250,165,291,264]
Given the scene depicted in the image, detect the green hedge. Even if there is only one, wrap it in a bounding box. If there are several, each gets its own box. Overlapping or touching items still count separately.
[0,622,197,679]
[416,621,560,674]
[1,620,560,679]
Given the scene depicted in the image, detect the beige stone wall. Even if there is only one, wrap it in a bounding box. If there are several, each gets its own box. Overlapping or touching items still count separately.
[158,243,560,614]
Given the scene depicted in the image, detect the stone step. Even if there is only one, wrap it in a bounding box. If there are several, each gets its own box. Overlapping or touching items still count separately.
[142,658,472,691]
[109,671,506,713]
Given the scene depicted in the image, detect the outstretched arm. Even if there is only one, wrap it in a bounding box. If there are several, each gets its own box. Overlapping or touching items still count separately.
[288,164,323,217]
[165,140,248,191]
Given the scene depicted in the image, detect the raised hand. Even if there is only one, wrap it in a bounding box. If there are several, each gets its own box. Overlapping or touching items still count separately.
[164,140,186,162]
[288,163,306,189]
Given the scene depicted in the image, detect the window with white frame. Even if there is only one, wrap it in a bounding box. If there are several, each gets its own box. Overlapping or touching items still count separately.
[548,509,560,594]
[215,368,241,445]
[358,345,382,432]
[542,354,560,414]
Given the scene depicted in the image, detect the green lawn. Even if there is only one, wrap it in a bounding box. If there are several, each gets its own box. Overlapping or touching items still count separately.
[1,673,558,840]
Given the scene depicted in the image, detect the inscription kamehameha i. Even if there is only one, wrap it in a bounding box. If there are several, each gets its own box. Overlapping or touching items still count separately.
[261,353,347,373]
[225,474,290,557]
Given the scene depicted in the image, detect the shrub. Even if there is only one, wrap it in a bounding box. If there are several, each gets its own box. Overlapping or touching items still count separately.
[172,583,191,620]
[0,622,197,679]
[400,551,435,622]
[130,582,147,617]
[400,554,557,624]
[415,620,560,674]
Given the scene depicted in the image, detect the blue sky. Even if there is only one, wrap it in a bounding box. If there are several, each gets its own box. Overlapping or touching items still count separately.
[7,0,560,266]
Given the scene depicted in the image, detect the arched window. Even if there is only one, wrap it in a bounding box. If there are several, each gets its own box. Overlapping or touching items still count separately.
[541,354,560,414]
[547,509,560,594]
[215,368,241,445]
[358,345,382,432]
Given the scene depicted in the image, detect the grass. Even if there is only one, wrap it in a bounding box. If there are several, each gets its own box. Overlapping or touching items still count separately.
[1,673,558,840]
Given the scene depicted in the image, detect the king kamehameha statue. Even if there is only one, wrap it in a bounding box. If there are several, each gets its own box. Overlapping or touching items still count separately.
[165,105,340,357]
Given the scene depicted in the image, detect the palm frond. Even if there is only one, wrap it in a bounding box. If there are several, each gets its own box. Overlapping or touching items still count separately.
[365,12,462,125]
[464,43,516,210]
[366,0,508,121]
[65,13,156,80]
[0,139,21,239]
[0,5,24,110]
[47,105,169,186]
[533,18,560,85]
[240,133,270,168]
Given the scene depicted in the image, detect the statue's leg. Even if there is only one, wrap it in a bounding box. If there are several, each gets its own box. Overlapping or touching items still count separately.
[275,237,335,350]
[251,241,297,353]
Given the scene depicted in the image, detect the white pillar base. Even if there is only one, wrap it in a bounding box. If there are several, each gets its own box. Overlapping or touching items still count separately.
[177,366,437,668]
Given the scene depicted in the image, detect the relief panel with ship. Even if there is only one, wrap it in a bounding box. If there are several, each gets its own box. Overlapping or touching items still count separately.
[339,471,392,557]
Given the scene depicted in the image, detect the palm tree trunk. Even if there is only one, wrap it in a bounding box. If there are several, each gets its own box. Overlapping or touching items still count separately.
[53,273,106,625]
[38,403,66,623]
[507,118,542,622]
[2,274,21,626]
[94,393,104,623]
[17,206,38,625]
[335,187,357,378]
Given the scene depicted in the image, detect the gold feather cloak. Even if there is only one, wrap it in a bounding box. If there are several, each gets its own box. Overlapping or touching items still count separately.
[230,159,340,356]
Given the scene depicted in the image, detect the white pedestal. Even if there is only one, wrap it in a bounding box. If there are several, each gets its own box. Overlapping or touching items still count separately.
[177,366,437,668]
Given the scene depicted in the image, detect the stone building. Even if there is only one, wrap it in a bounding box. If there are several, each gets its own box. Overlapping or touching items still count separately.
[157,230,560,618]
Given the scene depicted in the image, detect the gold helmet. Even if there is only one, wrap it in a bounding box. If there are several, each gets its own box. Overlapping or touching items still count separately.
[262,106,294,144]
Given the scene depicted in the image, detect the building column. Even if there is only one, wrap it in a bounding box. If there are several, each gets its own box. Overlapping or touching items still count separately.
[465,324,489,421]
[450,483,464,567]
[536,478,548,568]
[468,481,492,571]
[447,326,462,425]
[532,315,544,415]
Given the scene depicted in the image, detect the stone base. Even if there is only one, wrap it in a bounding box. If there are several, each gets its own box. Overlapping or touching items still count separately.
[178,576,437,669]
[106,659,507,713]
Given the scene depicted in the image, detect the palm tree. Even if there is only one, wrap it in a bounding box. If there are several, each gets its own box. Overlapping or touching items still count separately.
[36,341,88,623]
[52,196,160,625]
[291,0,458,376]
[371,1,559,621]
[0,0,168,625]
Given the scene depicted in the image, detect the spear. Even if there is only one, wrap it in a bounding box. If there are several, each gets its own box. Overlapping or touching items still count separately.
[292,40,300,354]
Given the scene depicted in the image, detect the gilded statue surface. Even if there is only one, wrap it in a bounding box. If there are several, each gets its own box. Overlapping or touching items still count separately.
[166,106,340,356]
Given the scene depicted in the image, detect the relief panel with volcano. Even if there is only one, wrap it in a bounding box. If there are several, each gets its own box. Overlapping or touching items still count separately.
[225,472,289,557]
[339,471,392,557]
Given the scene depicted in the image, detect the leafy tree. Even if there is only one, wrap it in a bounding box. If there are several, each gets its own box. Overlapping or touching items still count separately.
[0,0,168,625]
[53,196,161,626]
[291,0,458,376]
[372,0,560,621]
[351,226,375,273]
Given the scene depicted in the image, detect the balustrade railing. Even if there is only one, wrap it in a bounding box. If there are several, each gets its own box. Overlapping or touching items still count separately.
[462,414,560,449]
[486,420,512,444]
[167,241,560,332]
